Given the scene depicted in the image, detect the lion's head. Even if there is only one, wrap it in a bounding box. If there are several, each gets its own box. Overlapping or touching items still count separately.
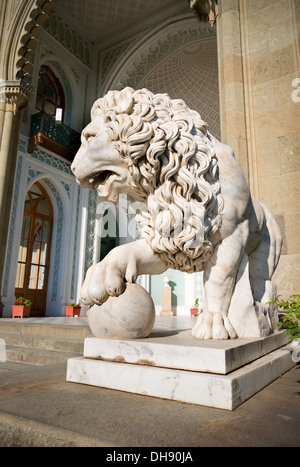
[72,87,224,273]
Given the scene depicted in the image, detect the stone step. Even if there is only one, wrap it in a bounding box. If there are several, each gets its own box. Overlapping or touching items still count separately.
[6,345,82,366]
[0,319,92,340]
[0,331,84,354]
[0,412,110,447]
[0,361,34,372]
[0,318,92,366]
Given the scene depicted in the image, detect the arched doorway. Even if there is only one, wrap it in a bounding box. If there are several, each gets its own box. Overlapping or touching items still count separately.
[15,182,53,316]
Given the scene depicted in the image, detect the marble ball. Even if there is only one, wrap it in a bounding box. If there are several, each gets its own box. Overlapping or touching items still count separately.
[88,282,155,339]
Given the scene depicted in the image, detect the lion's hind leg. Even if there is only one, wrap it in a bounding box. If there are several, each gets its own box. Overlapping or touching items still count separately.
[226,206,282,338]
[192,221,250,340]
[249,204,282,304]
[247,205,282,333]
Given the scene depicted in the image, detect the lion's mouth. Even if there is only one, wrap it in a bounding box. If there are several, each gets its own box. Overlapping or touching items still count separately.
[75,165,130,203]
[88,170,115,188]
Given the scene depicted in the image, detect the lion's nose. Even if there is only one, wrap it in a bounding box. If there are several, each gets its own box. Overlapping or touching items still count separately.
[71,148,82,176]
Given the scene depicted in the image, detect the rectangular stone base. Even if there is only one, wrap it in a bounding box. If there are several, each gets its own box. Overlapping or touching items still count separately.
[67,348,294,410]
[82,329,289,375]
[66,318,295,410]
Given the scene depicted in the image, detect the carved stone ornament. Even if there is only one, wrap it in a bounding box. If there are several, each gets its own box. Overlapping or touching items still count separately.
[72,87,282,340]
[0,79,33,113]
[189,0,218,27]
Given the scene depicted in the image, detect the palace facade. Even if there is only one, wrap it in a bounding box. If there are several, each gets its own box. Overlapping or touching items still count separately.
[0,0,299,317]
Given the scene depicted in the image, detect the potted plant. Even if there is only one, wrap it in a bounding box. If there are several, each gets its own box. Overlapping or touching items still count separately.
[190,298,199,316]
[12,297,32,318]
[66,302,81,317]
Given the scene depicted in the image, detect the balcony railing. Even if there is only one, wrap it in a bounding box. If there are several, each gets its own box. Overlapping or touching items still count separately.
[28,112,81,162]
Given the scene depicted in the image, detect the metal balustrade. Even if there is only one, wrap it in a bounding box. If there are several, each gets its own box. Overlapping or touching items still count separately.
[28,111,81,162]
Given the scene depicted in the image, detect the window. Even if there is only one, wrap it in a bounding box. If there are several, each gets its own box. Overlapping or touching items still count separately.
[35,65,65,120]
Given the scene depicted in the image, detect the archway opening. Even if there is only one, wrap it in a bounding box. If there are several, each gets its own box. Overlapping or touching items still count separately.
[15,182,53,316]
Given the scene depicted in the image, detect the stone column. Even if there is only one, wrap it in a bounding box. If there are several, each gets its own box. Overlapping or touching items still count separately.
[216,0,251,186]
[0,80,32,312]
[0,103,6,144]
[217,0,300,297]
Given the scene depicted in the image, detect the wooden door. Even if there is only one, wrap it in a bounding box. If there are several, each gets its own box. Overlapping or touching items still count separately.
[15,182,53,316]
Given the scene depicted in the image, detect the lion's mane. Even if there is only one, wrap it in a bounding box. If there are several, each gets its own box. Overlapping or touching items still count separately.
[91,87,224,273]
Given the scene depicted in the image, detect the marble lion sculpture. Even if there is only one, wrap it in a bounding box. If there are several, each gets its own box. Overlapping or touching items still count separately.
[71,87,282,340]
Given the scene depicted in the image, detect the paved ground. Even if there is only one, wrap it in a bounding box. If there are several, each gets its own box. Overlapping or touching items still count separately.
[0,357,299,447]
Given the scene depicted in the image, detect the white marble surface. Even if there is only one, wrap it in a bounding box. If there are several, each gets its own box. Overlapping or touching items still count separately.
[83,330,289,374]
[0,315,192,328]
[67,347,295,410]
[88,283,155,339]
[71,87,283,341]
[66,317,294,410]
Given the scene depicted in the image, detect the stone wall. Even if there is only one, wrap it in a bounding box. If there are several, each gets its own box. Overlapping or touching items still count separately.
[217,0,300,297]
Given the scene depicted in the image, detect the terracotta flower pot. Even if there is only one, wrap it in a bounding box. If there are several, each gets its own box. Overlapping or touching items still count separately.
[190,307,199,316]
[66,306,81,317]
[12,305,31,319]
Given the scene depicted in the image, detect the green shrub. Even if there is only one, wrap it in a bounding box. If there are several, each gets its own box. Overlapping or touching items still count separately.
[268,294,300,341]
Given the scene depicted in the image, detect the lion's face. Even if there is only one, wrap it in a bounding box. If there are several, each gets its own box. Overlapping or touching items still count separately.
[71,116,136,204]
[72,87,223,273]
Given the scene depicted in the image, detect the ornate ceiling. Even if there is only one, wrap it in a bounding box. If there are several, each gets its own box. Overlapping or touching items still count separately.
[142,41,220,139]
[53,0,190,46]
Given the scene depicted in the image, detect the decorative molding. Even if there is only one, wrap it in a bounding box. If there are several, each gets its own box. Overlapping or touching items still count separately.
[15,0,54,83]
[53,0,187,50]
[1,146,24,298]
[104,16,216,93]
[84,188,98,276]
[43,178,64,303]
[43,11,92,68]
[1,136,83,315]
[27,141,74,176]
[0,79,33,113]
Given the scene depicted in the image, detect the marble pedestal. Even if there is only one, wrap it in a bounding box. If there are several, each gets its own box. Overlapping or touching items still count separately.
[66,317,295,410]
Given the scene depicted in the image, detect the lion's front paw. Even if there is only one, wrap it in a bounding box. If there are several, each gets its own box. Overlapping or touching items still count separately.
[80,260,127,306]
[192,312,237,340]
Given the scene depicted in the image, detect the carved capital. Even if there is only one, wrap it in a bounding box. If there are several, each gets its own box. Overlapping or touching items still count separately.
[189,0,218,27]
[0,79,33,113]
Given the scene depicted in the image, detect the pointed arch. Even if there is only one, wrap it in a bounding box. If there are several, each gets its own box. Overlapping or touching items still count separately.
[15,181,54,315]
[34,64,66,120]
[41,58,75,127]
[1,146,73,317]
[24,173,70,315]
